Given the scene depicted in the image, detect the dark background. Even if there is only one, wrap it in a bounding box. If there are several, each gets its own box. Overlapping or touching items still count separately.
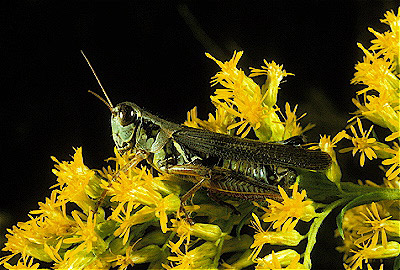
[1,1,397,269]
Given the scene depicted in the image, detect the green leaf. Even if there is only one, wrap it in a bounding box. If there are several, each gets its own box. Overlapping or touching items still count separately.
[298,170,340,203]
[336,188,400,239]
[236,204,256,238]
[394,254,400,270]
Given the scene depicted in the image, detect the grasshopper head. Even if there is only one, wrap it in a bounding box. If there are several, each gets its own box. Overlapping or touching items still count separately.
[111,102,142,152]
[82,52,145,153]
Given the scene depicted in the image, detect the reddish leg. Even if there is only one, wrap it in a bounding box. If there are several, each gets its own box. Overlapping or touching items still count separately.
[165,164,212,222]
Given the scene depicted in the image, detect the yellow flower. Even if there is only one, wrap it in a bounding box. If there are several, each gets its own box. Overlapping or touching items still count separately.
[350,9,400,127]
[341,205,365,233]
[382,142,400,180]
[44,239,97,269]
[384,220,400,237]
[169,219,223,250]
[2,255,40,270]
[63,209,104,256]
[111,202,154,244]
[310,130,346,157]
[335,230,358,260]
[340,118,380,166]
[84,258,110,270]
[51,148,96,211]
[184,104,236,134]
[112,194,179,243]
[153,194,180,233]
[184,106,200,129]
[385,117,399,141]
[279,102,314,139]
[254,250,303,270]
[166,241,216,269]
[108,167,163,207]
[369,8,400,61]
[54,249,97,269]
[352,95,399,132]
[206,50,244,81]
[206,51,285,139]
[352,43,399,105]
[353,202,392,248]
[165,242,193,269]
[309,131,346,183]
[29,190,76,238]
[43,240,63,264]
[262,183,314,230]
[250,213,303,260]
[106,239,141,270]
[170,219,193,250]
[210,68,273,138]
[30,189,65,215]
[2,191,78,262]
[346,241,400,270]
[250,60,294,107]
[51,147,94,187]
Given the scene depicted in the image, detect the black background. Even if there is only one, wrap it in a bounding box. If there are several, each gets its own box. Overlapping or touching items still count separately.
[1,1,397,269]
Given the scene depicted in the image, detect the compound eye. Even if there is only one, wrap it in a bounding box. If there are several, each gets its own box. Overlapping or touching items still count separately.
[118,104,136,126]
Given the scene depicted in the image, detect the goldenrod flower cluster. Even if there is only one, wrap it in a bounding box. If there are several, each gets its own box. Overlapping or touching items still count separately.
[1,8,399,270]
[335,8,400,270]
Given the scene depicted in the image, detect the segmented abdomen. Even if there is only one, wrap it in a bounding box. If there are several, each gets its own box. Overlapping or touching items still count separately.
[205,167,283,201]
[219,159,274,184]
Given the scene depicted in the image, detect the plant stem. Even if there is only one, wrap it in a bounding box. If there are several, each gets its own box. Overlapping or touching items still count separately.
[303,198,348,268]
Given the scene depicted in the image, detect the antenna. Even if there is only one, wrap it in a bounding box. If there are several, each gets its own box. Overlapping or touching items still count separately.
[81,50,114,109]
[88,90,113,112]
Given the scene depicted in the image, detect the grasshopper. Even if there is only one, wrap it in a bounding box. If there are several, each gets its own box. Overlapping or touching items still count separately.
[82,52,332,216]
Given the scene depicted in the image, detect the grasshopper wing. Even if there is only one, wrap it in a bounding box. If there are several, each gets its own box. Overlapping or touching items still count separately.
[172,127,331,170]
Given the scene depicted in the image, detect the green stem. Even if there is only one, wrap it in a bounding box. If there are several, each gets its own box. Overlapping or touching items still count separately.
[303,198,348,268]
[161,231,177,252]
[212,215,236,268]
[213,236,226,268]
